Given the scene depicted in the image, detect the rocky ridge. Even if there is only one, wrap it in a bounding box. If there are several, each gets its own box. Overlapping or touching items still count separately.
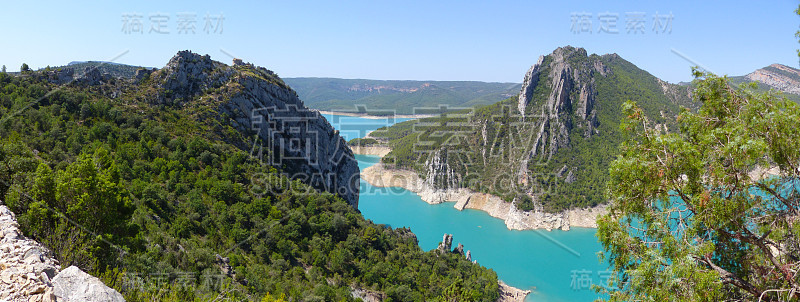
[0,204,124,302]
[150,51,360,207]
[745,63,800,95]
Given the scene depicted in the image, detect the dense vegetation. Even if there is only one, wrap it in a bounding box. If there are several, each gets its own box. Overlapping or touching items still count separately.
[598,72,800,301]
[54,61,149,78]
[284,78,520,115]
[347,137,382,147]
[0,65,500,301]
[371,49,692,212]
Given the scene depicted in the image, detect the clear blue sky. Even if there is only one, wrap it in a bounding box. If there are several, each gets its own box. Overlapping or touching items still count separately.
[1,1,798,83]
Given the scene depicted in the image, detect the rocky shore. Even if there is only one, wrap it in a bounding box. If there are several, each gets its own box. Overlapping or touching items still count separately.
[0,204,124,302]
[361,162,607,231]
[350,146,392,157]
[316,110,435,119]
[498,281,531,302]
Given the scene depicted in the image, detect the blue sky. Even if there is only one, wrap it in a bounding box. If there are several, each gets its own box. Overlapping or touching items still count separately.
[1,1,798,83]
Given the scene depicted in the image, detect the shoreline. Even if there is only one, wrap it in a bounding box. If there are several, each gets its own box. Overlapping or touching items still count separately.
[316,109,436,119]
[498,281,531,302]
[360,158,607,231]
[350,145,392,157]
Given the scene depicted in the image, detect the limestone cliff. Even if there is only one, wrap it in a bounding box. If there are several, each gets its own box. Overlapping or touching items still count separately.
[376,46,691,213]
[744,63,800,95]
[149,51,360,207]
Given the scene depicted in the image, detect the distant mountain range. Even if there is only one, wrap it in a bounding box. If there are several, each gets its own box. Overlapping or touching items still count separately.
[30,60,800,107]
[283,78,521,115]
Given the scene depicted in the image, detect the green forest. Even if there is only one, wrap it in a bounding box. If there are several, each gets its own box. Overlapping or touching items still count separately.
[0,67,499,301]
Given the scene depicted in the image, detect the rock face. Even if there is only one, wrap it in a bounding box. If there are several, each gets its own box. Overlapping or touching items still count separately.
[43,68,75,85]
[437,233,453,253]
[0,204,124,302]
[745,63,800,95]
[52,266,125,302]
[521,46,603,160]
[150,51,360,207]
[517,55,544,116]
[497,281,530,302]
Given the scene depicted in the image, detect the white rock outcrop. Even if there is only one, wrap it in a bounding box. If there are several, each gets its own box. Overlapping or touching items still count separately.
[52,266,125,302]
[0,204,125,302]
[361,163,607,231]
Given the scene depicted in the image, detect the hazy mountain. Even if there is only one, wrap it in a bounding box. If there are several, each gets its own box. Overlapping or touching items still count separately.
[284,77,521,115]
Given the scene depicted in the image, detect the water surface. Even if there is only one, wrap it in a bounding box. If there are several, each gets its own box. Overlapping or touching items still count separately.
[326,113,609,301]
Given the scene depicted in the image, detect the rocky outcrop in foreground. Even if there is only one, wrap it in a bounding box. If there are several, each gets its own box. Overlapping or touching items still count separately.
[0,205,124,302]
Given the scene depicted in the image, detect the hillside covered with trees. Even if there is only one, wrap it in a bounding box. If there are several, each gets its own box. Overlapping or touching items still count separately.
[370,47,694,212]
[0,53,500,301]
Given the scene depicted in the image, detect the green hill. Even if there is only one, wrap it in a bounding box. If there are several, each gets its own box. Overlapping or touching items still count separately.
[0,51,499,301]
[53,61,150,78]
[370,46,694,212]
[284,77,521,115]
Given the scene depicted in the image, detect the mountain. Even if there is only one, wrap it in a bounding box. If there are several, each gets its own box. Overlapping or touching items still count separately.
[0,51,500,300]
[730,63,800,102]
[48,61,150,79]
[368,46,693,213]
[284,77,521,115]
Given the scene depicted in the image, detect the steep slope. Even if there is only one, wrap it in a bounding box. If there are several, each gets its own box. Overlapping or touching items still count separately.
[284,77,521,115]
[0,52,501,301]
[371,46,692,214]
[148,51,360,207]
[743,63,800,94]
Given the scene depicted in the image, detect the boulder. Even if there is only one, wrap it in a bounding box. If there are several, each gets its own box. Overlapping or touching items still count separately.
[52,266,125,302]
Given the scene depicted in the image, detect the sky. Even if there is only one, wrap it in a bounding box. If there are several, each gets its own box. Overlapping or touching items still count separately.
[1,1,798,83]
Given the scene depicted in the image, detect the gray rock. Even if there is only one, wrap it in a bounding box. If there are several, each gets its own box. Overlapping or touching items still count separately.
[52,266,125,302]
[517,55,544,116]
[151,51,360,207]
[453,243,464,255]
[133,68,153,82]
[44,68,75,84]
[437,233,453,253]
[77,67,105,85]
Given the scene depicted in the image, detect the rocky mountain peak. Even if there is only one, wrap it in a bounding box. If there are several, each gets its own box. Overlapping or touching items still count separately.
[154,50,232,103]
[149,51,360,207]
[517,46,605,159]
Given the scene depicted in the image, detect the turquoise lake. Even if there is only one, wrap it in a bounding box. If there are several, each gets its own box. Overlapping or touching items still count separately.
[323,113,609,302]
